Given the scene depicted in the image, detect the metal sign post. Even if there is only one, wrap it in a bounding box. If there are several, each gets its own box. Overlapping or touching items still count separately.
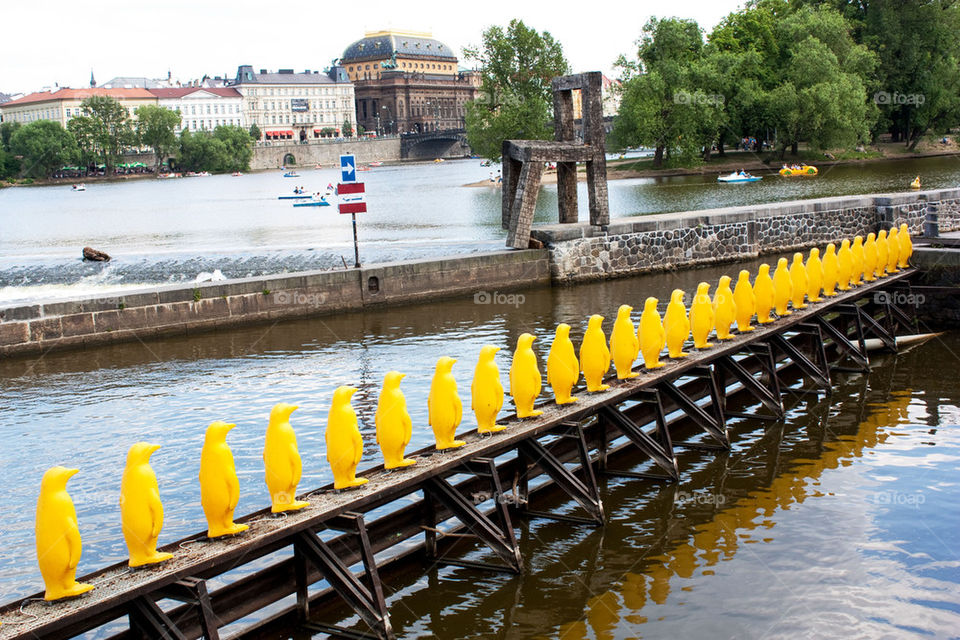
[337,180,366,268]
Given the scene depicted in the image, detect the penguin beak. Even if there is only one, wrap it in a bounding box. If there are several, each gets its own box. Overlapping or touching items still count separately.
[289,405,299,414]
[147,443,161,455]
[64,468,80,480]
[224,423,236,432]
[345,387,358,397]
[399,373,406,379]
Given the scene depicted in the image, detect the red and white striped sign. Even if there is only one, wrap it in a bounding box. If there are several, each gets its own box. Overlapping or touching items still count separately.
[337,182,366,214]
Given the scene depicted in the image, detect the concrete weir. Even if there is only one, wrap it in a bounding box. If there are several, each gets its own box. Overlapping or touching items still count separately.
[0,250,550,358]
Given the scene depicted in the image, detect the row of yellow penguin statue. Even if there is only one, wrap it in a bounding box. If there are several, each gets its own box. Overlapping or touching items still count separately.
[33,226,913,601]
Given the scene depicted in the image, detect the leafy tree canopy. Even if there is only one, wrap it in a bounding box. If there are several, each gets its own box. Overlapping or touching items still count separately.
[9,120,79,178]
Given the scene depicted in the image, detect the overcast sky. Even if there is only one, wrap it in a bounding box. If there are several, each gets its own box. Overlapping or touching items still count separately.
[1,0,745,94]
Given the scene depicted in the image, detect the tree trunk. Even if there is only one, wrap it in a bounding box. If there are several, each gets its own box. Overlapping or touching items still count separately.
[778,145,787,161]
[653,145,665,168]
[908,129,923,151]
[703,145,712,162]
[717,139,725,156]
[790,141,798,155]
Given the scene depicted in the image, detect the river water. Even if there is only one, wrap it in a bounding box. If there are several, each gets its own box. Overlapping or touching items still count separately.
[1,154,958,306]
[0,257,958,637]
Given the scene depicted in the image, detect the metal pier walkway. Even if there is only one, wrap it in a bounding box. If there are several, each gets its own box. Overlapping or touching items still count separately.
[0,270,920,640]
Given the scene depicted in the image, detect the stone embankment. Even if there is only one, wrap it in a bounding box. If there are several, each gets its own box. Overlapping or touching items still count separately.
[533,188,960,282]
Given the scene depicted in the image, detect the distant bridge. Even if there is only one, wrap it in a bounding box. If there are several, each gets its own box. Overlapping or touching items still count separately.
[400,128,470,160]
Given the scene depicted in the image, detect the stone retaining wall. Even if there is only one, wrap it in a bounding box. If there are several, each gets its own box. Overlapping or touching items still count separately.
[0,251,549,358]
[532,188,960,283]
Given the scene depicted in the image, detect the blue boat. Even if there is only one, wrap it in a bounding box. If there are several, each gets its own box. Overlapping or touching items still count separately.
[283,172,300,178]
[293,198,331,207]
[718,171,762,183]
[278,193,311,200]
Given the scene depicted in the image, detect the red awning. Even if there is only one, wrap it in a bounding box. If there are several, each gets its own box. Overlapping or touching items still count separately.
[314,128,322,133]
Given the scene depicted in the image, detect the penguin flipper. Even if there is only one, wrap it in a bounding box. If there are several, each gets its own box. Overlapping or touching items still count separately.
[149,489,164,539]
[66,518,82,568]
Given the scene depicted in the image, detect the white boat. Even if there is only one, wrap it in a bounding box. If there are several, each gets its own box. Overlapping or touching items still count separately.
[278,193,312,200]
[72,184,86,191]
[718,171,762,183]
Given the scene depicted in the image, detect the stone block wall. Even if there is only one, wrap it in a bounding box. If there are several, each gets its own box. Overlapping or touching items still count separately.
[533,189,960,283]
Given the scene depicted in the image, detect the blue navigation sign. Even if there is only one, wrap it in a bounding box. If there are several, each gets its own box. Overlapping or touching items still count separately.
[339,154,356,183]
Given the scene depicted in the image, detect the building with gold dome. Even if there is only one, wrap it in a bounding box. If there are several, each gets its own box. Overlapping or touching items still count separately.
[341,30,480,135]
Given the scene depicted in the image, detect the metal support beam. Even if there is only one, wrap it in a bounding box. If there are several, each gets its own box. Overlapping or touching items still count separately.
[425,461,523,573]
[129,596,188,640]
[658,366,730,449]
[816,313,870,373]
[715,352,784,420]
[517,422,605,525]
[294,528,394,640]
[600,390,679,481]
[154,577,220,640]
[854,303,898,352]
[770,325,832,395]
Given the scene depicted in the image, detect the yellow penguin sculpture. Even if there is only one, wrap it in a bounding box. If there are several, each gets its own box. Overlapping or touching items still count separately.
[733,270,756,332]
[850,236,865,287]
[35,467,94,601]
[664,289,690,358]
[690,283,715,349]
[886,227,901,273]
[472,346,506,433]
[639,297,666,368]
[789,253,808,310]
[806,248,824,302]
[326,386,368,490]
[375,371,417,468]
[876,229,890,278]
[713,276,736,340]
[580,315,611,392]
[898,223,913,268]
[837,239,853,291]
[821,243,839,297]
[547,323,580,404]
[200,421,249,538]
[862,233,878,282]
[263,403,309,513]
[754,264,776,324]
[429,356,465,449]
[120,442,174,567]
[610,304,640,379]
[510,333,543,418]
[773,258,793,316]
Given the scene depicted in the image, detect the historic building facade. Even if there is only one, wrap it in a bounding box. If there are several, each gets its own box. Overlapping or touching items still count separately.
[341,30,480,135]
[229,66,355,141]
[148,87,244,133]
[0,88,156,126]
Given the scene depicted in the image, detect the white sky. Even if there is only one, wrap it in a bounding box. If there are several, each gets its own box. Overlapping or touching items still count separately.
[0,0,746,94]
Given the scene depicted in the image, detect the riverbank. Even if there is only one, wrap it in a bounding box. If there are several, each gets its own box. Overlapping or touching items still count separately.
[463,141,960,187]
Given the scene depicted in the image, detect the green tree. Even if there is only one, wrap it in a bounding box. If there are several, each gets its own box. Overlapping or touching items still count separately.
[0,122,21,180]
[213,125,253,172]
[74,95,136,171]
[611,17,716,167]
[464,19,569,160]
[342,119,353,137]
[1,121,21,151]
[135,104,181,171]
[9,120,79,178]
[178,129,224,172]
[248,123,261,141]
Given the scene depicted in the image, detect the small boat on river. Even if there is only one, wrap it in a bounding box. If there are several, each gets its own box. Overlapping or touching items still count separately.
[293,197,331,207]
[779,165,818,177]
[718,171,762,183]
[278,193,312,200]
[72,184,86,191]
[283,172,300,178]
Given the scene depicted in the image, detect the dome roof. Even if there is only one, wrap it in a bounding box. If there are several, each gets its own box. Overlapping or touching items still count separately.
[342,31,457,62]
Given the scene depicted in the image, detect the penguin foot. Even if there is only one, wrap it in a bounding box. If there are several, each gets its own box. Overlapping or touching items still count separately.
[480,424,508,433]
[670,351,689,358]
[46,582,95,601]
[824,291,837,296]
[555,396,579,405]
[208,523,250,538]
[738,326,755,332]
[130,551,174,567]
[646,363,665,369]
[437,440,467,450]
[385,458,418,469]
[335,477,369,490]
[810,296,822,302]
[272,499,309,513]
[518,410,544,418]
[587,384,611,392]
[794,303,808,309]
[618,372,640,379]
[757,318,774,324]
[695,342,714,349]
